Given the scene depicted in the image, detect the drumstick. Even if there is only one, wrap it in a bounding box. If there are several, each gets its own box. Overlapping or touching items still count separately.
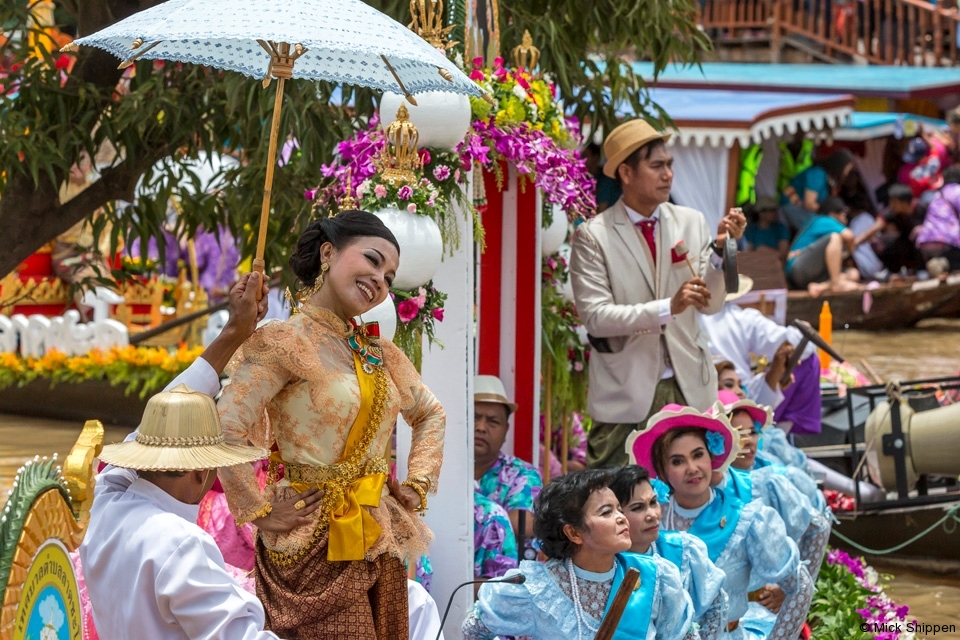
[595,568,641,640]
[673,239,698,279]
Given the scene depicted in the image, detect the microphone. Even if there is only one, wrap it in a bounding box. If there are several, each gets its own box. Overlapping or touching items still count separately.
[435,573,526,640]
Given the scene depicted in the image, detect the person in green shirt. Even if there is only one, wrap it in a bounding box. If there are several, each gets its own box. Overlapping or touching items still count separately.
[785,197,863,296]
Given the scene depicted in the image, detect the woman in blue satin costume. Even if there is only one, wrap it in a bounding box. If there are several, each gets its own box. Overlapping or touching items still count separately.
[627,404,813,640]
[462,469,698,640]
[716,392,830,575]
[609,465,728,640]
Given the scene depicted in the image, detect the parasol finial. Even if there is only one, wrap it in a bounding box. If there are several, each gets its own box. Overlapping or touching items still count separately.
[377,104,421,185]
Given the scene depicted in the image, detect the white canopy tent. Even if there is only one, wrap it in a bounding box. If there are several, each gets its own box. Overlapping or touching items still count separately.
[627,88,856,230]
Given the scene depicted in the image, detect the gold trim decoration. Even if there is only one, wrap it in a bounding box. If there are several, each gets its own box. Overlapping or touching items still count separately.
[0,274,71,310]
[377,104,421,186]
[134,433,226,447]
[409,0,457,50]
[511,29,541,75]
[62,420,104,527]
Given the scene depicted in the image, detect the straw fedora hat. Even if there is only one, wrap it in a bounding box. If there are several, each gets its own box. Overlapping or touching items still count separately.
[474,375,519,412]
[602,119,672,179]
[724,275,754,303]
[98,384,268,471]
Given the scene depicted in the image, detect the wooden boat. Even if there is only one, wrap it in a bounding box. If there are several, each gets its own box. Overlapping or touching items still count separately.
[737,248,960,330]
[786,276,960,330]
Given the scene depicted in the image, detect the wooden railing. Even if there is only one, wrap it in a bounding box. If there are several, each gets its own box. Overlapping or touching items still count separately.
[702,0,960,65]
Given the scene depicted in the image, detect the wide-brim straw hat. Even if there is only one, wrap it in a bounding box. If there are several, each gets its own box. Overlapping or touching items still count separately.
[603,119,672,179]
[625,403,740,478]
[716,390,774,433]
[474,375,519,412]
[99,384,268,471]
[725,275,754,303]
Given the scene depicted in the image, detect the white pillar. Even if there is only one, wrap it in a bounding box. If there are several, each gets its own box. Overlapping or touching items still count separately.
[396,188,476,639]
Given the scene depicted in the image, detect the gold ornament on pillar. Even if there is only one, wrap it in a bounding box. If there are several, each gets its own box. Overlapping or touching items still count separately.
[340,168,357,211]
[377,104,421,185]
[409,0,457,50]
[512,30,541,76]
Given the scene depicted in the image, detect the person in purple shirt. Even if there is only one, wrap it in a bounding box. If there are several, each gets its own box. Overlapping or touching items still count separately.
[474,488,519,580]
[916,165,960,271]
[474,375,544,560]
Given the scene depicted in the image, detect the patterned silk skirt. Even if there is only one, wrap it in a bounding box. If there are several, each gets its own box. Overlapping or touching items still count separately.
[256,531,409,640]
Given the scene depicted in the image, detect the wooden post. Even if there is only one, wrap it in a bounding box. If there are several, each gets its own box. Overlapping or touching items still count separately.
[560,413,570,475]
[542,358,552,485]
[726,141,741,213]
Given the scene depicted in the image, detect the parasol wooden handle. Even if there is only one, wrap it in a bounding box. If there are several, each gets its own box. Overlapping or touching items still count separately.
[594,568,641,640]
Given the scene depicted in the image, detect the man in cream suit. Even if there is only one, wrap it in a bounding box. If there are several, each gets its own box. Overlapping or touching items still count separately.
[571,120,747,467]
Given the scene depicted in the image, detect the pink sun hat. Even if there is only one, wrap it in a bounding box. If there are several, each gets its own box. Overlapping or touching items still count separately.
[716,391,774,432]
[625,403,740,479]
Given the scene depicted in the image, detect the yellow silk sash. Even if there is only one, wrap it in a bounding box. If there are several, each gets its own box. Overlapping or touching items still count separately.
[284,352,387,562]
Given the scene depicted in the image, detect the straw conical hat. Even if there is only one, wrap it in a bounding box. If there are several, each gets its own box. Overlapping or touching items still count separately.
[99,384,268,471]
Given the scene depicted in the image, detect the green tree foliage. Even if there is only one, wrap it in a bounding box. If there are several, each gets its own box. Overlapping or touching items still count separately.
[0,0,709,279]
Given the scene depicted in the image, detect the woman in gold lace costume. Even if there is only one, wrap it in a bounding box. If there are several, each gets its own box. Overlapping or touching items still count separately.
[217,210,446,639]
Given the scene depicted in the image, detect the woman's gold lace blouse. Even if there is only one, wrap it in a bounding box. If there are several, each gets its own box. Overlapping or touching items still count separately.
[217,305,446,561]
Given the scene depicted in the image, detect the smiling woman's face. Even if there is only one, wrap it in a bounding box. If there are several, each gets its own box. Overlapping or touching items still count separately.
[314,236,399,320]
[662,433,713,506]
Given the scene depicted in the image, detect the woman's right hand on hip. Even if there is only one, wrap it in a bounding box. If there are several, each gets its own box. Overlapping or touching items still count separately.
[253,487,322,532]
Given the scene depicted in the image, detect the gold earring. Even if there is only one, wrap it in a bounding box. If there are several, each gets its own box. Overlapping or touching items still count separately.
[298,262,329,303]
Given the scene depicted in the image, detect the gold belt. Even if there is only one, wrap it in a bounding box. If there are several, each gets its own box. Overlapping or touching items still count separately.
[267,454,390,564]
[270,456,389,486]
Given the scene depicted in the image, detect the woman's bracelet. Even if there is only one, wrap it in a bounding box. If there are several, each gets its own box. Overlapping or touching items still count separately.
[407,475,432,493]
[248,501,273,524]
[401,479,428,515]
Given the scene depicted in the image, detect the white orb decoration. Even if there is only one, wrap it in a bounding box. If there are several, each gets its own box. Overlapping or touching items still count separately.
[358,295,397,342]
[541,204,569,257]
[380,91,472,150]
[373,205,444,289]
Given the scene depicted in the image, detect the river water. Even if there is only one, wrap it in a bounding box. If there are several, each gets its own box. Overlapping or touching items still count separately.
[2,321,959,636]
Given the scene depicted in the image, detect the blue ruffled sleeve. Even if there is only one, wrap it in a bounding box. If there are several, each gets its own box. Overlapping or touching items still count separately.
[750,468,814,544]
[650,556,698,640]
[758,429,807,470]
[462,567,538,639]
[781,465,827,514]
[678,532,727,640]
[745,504,800,588]
[745,505,814,640]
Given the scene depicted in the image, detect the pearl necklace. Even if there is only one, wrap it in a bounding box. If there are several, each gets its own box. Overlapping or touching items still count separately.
[566,558,599,640]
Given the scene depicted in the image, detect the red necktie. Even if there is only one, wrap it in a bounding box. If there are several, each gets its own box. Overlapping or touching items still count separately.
[636,219,657,264]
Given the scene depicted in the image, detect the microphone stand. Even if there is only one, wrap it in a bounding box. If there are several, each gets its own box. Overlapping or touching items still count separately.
[435,573,526,640]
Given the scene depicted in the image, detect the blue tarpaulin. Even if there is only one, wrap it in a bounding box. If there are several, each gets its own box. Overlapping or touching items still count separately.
[629,62,960,99]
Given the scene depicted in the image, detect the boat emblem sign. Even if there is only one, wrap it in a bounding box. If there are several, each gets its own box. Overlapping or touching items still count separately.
[12,539,82,640]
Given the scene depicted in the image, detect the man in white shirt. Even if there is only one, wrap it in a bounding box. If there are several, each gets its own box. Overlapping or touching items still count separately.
[570,119,747,467]
[80,272,319,640]
[698,275,823,436]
